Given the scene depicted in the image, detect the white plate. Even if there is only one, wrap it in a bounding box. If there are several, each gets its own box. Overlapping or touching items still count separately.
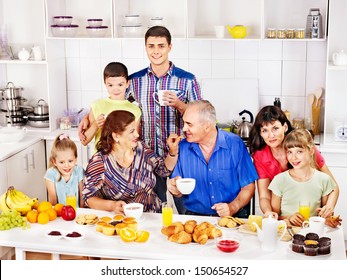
[161,234,214,246]
[64,231,85,241]
[45,230,64,240]
[95,230,119,238]
[288,244,331,258]
[215,222,240,231]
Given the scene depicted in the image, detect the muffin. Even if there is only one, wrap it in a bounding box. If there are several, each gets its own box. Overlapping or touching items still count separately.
[292,239,304,253]
[100,216,112,223]
[304,240,319,246]
[96,221,107,232]
[304,244,318,256]
[318,237,331,255]
[109,220,121,227]
[115,223,127,235]
[293,234,305,241]
[123,217,138,231]
[305,232,319,241]
[102,224,116,236]
[113,214,125,222]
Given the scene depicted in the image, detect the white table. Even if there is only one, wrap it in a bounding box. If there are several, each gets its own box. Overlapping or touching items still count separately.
[0,208,345,260]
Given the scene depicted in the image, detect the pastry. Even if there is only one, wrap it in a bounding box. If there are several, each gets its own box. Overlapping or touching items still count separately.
[304,244,318,256]
[115,223,127,235]
[218,217,230,227]
[168,230,192,244]
[192,231,208,244]
[161,223,184,237]
[102,224,116,236]
[304,240,318,246]
[113,214,125,222]
[95,221,107,232]
[226,220,237,228]
[292,239,304,253]
[184,220,197,234]
[100,216,112,222]
[305,232,319,241]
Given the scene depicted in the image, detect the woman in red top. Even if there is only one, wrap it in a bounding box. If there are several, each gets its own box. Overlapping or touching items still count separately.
[248,106,339,219]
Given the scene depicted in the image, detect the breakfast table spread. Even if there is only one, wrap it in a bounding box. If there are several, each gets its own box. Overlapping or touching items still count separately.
[0,208,345,260]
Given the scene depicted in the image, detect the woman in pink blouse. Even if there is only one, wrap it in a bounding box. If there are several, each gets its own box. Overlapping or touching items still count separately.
[82,110,181,214]
[248,106,339,219]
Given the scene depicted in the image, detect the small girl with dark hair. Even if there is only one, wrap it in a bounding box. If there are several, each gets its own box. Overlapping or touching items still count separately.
[269,129,335,226]
[44,134,84,207]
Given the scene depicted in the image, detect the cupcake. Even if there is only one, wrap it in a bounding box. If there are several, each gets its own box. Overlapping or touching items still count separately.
[100,216,112,223]
[113,214,125,222]
[115,223,127,235]
[292,239,304,253]
[123,217,138,231]
[318,237,331,255]
[102,224,116,236]
[96,221,107,232]
[305,232,319,241]
[293,234,305,241]
[304,244,318,256]
[304,240,319,246]
[319,237,331,245]
[109,220,121,227]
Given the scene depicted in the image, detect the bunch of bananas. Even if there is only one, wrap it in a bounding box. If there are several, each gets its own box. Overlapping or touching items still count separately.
[0,186,38,215]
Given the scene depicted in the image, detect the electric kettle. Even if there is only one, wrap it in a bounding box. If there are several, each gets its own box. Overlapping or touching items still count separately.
[237,109,254,139]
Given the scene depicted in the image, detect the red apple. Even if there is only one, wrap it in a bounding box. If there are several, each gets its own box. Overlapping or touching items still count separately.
[61,205,76,221]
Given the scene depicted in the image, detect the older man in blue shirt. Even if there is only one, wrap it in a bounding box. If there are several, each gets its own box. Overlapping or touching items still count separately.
[168,100,258,217]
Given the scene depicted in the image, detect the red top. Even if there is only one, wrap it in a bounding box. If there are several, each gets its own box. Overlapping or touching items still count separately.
[253,145,325,181]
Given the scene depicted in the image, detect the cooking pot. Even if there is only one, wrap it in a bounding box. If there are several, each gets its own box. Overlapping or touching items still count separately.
[0,82,24,99]
[33,99,49,115]
[237,109,254,139]
[0,97,27,112]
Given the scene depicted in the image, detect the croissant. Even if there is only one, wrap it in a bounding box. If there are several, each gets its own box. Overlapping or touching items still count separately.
[192,231,209,244]
[184,220,197,234]
[168,230,192,244]
[161,222,184,237]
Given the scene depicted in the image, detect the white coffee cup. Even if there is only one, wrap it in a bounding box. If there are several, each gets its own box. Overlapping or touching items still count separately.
[302,216,325,236]
[123,203,144,220]
[158,90,177,106]
[176,178,196,195]
[214,25,225,38]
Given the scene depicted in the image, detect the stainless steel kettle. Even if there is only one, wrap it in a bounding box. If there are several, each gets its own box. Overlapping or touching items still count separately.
[237,109,254,139]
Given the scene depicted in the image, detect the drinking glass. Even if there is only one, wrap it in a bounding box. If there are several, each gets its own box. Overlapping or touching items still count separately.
[66,193,77,210]
[299,201,310,221]
[162,202,173,227]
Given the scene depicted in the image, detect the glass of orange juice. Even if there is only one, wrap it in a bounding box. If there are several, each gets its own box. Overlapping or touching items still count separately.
[299,201,310,221]
[162,202,173,227]
[66,192,77,210]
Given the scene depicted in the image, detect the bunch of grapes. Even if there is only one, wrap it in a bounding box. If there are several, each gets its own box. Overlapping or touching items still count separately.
[0,209,30,230]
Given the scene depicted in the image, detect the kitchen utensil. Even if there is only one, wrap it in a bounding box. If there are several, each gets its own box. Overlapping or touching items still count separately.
[307,94,316,106]
[33,99,49,115]
[1,82,23,99]
[315,87,323,107]
[226,25,248,38]
[252,215,287,252]
[237,109,254,139]
[305,8,323,39]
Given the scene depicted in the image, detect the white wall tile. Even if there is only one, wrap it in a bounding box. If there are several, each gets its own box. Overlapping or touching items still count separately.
[307,41,327,62]
[211,40,235,60]
[81,90,102,110]
[173,59,189,73]
[281,96,306,121]
[188,59,211,80]
[79,39,101,58]
[171,39,188,59]
[211,60,234,78]
[282,61,306,96]
[121,39,145,59]
[258,60,282,96]
[65,40,80,58]
[67,90,82,109]
[80,58,102,91]
[66,58,81,91]
[100,39,122,59]
[235,41,259,60]
[188,40,211,59]
[259,95,276,109]
[259,40,282,60]
[306,61,326,94]
[122,58,148,75]
[235,60,258,78]
[283,41,306,61]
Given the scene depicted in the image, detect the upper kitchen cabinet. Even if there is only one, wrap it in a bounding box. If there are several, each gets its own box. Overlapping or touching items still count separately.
[324,0,347,146]
[187,0,261,39]
[45,0,113,38]
[264,0,328,40]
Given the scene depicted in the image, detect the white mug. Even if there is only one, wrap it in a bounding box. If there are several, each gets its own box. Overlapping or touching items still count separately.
[32,46,43,61]
[302,216,325,236]
[157,90,177,106]
[214,25,225,38]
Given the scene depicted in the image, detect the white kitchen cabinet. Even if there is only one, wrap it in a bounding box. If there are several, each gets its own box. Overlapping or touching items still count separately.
[321,151,347,240]
[5,140,47,201]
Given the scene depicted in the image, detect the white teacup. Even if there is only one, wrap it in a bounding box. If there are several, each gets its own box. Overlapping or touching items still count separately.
[176,178,196,195]
[157,90,177,106]
[302,216,325,236]
[123,203,144,220]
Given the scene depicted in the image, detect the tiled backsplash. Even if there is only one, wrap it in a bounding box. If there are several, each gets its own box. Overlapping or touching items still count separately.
[65,38,327,124]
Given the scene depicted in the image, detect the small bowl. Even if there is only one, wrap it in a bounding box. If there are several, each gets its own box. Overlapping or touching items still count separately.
[123,203,144,220]
[121,24,142,37]
[215,233,241,253]
[87,18,103,27]
[176,178,196,195]
[124,14,140,25]
[86,26,108,37]
[51,24,79,37]
[53,16,73,26]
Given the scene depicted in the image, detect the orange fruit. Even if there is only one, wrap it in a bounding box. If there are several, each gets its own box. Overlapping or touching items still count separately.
[54,203,64,216]
[37,201,52,213]
[46,208,57,221]
[135,230,150,243]
[37,212,50,224]
[119,227,136,242]
[26,210,38,223]
[115,223,127,235]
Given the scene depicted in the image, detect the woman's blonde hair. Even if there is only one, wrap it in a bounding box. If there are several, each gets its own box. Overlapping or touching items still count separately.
[283,128,317,169]
[49,134,78,181]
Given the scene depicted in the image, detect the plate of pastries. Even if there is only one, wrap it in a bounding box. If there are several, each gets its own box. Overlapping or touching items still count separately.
[216,216,245,230]
[161,220,222,245]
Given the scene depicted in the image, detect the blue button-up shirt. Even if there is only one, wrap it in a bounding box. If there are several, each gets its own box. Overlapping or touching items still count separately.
[172,128,258,215]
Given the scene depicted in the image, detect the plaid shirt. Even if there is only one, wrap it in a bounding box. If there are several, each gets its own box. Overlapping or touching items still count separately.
[127,63,202,156]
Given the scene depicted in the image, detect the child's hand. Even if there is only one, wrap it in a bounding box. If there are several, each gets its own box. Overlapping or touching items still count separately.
[95,114,106,128]
[316,206,334,218]
[289,213,305,226]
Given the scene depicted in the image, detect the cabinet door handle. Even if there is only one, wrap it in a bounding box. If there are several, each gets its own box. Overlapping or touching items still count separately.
[23,154,29,173]
[30,150,35,169]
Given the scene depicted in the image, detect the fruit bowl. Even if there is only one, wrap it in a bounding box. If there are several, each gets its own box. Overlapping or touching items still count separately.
[87,18,103,27]
[215,233,241,253]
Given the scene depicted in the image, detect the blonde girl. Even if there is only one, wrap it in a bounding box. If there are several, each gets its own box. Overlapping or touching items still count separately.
[44,134,84,207]
[269,129,336,226]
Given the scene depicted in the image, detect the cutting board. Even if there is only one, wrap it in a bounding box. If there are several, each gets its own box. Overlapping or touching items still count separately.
[238,224,300,242]
[201,78,259,124]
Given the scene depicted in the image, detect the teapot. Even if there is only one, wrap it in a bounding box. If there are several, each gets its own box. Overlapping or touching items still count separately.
[226,25,248,38]
[18,48,30,61]
[332,50,347,66]
[252,215,287,252]
[237,109,253,139]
